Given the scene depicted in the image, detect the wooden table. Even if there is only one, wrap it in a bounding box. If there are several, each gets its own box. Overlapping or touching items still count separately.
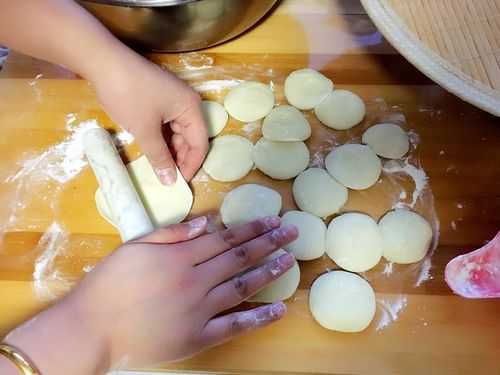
[1,1,500,374]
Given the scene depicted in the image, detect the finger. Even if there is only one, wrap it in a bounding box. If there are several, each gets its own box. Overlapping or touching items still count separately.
[200,303,287,349]
[197,225,298,286]
[135,216,207,244]
[174,105,209,181]
[205,252,295,314]
[171,133,185,150]
[135,127,178,186]
[186,216,281,265]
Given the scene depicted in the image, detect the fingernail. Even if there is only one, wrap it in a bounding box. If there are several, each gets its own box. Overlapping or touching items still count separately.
[271,225,296,242]
[277,252,295,268]
[270,302,287,319]
[156,167,177,186]
[262,216,280,230]
[188,216,207,238]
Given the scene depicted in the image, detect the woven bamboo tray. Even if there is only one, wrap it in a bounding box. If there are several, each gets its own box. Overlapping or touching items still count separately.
[361,0,500,116]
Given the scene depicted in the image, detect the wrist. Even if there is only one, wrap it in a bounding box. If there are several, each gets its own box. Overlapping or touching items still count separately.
[5,294,110,375]
[0,355,19,375]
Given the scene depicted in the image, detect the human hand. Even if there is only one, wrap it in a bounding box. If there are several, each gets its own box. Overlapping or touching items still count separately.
[90,50,209,185]
[5,216,298,374]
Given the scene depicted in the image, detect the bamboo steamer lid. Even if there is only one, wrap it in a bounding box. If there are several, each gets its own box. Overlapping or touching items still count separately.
[361,0,500,116]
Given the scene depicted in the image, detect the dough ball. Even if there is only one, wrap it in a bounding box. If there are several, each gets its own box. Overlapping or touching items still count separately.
[203,135,254,182]
[253,138,309,180]
[221,184,282,227]
[325,144,381,190]
[248,249,301,303]
[309,271,376,332]
[282,211,326,260]
[379,209,433,264]
[314,90,366,130]
[362,123,409,159]
[284,68,333,110]
[201,100,228,138]
[326,213,383,272]
[224,81,275,122]
[95,155,192,228]
[262,105,311,142]
[292,168,348,218]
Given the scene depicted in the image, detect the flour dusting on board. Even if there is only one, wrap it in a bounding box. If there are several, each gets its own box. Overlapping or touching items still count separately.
[33,222,73,300]
[7,119,134,185]
[383,158,429,208]
[376,296,408,331]
[192,80,243,93]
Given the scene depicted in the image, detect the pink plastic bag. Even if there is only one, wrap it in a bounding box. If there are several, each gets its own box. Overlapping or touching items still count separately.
[445,231,500,298]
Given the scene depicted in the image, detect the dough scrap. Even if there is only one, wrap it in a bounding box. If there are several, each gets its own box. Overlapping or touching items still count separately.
[326,213,383,272]
[220,184,282,227]
[284,68,333,110]
[314,90,366,130]
[379,209,432,264]
[262,105,311,142]
[95,155,193,228]
[309,271,376,333]
[282,210,326,260]
[292,168,348,218]
[224,81,275,122]
[325,144,381,190]
[201,100,228,138]
[362,123,409,159]
[203,135,254,182]
[248,249,301,303]
[253,138,309,180]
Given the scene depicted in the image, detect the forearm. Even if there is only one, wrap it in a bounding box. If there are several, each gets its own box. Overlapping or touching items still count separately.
[3,294,109,375]
[0,0,131,80]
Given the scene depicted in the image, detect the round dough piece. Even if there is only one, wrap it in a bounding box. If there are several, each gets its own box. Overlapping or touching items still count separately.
[203,135,254,182]
[282,211,326,260]
[325,144,381,190]
[379,209,433,264]
[253,138,309,180]
[201,100,228,138]
[284,68,333,110]
[326,213,383,272]
[292,168,348,218]
[221,184,282,227]
[262,105,311,142]
[95,155,193,228]
[362,123,409,159]
[314,90,366,130]
[309,271,376,332]
[248,249,301,303]
[224,81,275,122]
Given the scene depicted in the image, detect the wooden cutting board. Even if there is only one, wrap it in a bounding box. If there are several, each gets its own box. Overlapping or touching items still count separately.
[1,1,500,374]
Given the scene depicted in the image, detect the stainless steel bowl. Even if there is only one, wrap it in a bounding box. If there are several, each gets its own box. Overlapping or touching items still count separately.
[78,0,278,52]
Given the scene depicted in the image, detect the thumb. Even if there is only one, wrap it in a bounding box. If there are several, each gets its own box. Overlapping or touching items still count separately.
[136,127,178,186]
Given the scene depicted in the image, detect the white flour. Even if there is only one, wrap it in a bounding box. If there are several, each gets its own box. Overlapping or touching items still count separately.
[383,158,429,208]
[192,79,243,93]
[376,295,408,331]
[415,257,433,287]
[7,119,134,185]
[32,222,73,300]
[242,121,260,136]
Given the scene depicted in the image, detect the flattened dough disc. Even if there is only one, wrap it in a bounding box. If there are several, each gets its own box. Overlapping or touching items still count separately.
[224,81,275,122]
[362,123,409,159]
[201,100,228,138]
[96,155,193,229]
[314,90,366,130]
[284,68,333,110]
[203,135,254,182]
[262,105,311,142]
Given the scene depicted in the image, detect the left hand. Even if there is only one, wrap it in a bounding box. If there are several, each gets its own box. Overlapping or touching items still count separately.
[91,50,209,185]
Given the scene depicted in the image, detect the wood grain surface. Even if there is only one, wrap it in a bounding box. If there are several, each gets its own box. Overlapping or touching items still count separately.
[1,1,500,374]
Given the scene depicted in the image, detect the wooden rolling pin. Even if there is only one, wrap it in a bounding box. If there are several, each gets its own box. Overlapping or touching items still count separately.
[83,128,154,241]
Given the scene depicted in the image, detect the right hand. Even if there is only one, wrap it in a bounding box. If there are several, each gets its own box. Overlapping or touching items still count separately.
[6,216,298,374]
